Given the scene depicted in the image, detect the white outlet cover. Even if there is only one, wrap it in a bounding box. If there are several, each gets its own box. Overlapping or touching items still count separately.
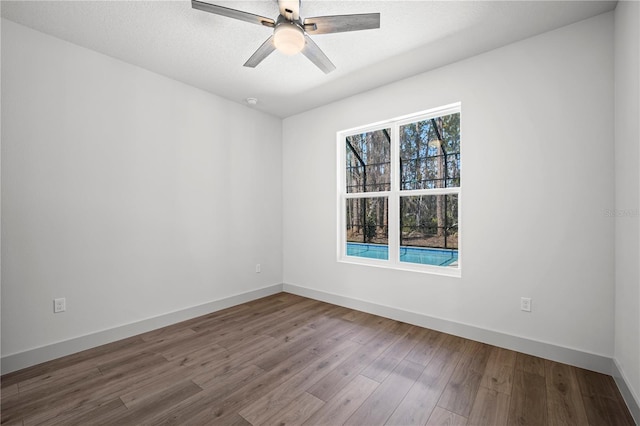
[54,298,66,313]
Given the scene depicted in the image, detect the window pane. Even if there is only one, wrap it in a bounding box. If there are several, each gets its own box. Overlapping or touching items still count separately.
[346,197,388,260]
[400,113,460,190]
[400,194,458,266]
[346,129,391,193]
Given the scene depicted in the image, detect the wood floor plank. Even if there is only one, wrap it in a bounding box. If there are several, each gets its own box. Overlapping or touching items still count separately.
[574,367,621,400]
[216,331,278,357]
[306,321,361,358]
[109,380,203,425]
[0,335,146,389]
[118,363,202,408]
[437,340,492,417]
[439,333,468,353]
[574,368,636,426]
[307,323,402,402]
[180,298,316,356]
[362,325,428,383]
[405,328,446,366]
[545,360,589,426]
[167,294,282,333]
[426,406,468,426]
[0,383,19,400]
[141,364,266,425]
[189,336,277,387]
[168,342,228,368]
[180,348,320,424]
[386,334,465,426]
[139,329,224,361]
[344,359,424,425]
[210,298,321,342]
[303,375,379,426]
[341,309,375,323]
[238,339,359,425]
[261,392,325,426]
[466,386,510,426]
[192,363,266,394]
[265,301,343,340]
[15,363,104,396]
[3,367,101,425]
[46,398,128,426]
[515,352,546,377]
[582,393,636,426]
[347,314,401,345]
[480,346,517,394]
[21,355,182,426]
[268,292,308,304]
[157,335,227,362]
[1,419,24,426]
[4,366,102,408]
[244,306,350,373]
[10,363,124,421]
[97,351,169,375]
[1,293,633,426]
[184,303,282,336]
[225,413,254,426]
[251,326,322,371]
[507,369,547,426]
[139,325,197,346]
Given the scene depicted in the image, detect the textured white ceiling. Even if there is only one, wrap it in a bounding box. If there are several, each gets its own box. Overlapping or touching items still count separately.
[1,0,616,117]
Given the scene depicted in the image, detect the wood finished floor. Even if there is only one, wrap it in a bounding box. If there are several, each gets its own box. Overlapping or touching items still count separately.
[1,293,635,426]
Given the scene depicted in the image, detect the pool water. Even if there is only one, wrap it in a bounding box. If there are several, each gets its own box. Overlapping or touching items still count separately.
[346,243,458,267]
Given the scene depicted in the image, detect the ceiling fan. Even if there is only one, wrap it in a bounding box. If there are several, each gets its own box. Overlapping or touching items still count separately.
[192,0,381,74]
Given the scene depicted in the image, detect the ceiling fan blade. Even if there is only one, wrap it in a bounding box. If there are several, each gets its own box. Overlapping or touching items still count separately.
[301,35,336,74]
[303,13,380,35]
[192,0,275,28]
[278,0,300,21]
[243,35,276,68]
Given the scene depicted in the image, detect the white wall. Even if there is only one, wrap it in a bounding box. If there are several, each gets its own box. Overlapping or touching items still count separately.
[614,0,640,416]
[1,19,283,360]
[283,13,615,359]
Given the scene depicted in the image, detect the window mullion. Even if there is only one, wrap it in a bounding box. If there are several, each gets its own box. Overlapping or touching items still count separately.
[388,123,400,265]
[344,191,392,199]
[399,187,460,197]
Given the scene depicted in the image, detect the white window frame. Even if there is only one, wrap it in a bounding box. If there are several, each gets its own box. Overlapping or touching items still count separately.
[337,103,462,277]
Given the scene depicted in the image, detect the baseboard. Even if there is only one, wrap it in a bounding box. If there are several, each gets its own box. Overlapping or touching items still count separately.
[283,283,613,375]
[613,358,640,425]
[1,284,283,375]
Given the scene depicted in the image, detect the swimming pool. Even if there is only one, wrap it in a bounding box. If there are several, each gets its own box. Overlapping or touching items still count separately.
[346,242,458,267]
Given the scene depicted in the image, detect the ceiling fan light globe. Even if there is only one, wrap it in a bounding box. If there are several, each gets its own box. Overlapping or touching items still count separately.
[274,23,305,55]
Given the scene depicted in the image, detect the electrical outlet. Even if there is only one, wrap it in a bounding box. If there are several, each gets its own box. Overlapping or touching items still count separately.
[520,297,531,312]
[54,298,66,313]
[255,264,261,273]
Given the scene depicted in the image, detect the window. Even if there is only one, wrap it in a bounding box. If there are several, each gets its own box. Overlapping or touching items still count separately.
[338,103,461,276]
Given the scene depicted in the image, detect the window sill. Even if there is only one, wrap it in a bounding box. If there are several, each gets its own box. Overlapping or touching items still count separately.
[338,256,462,278]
